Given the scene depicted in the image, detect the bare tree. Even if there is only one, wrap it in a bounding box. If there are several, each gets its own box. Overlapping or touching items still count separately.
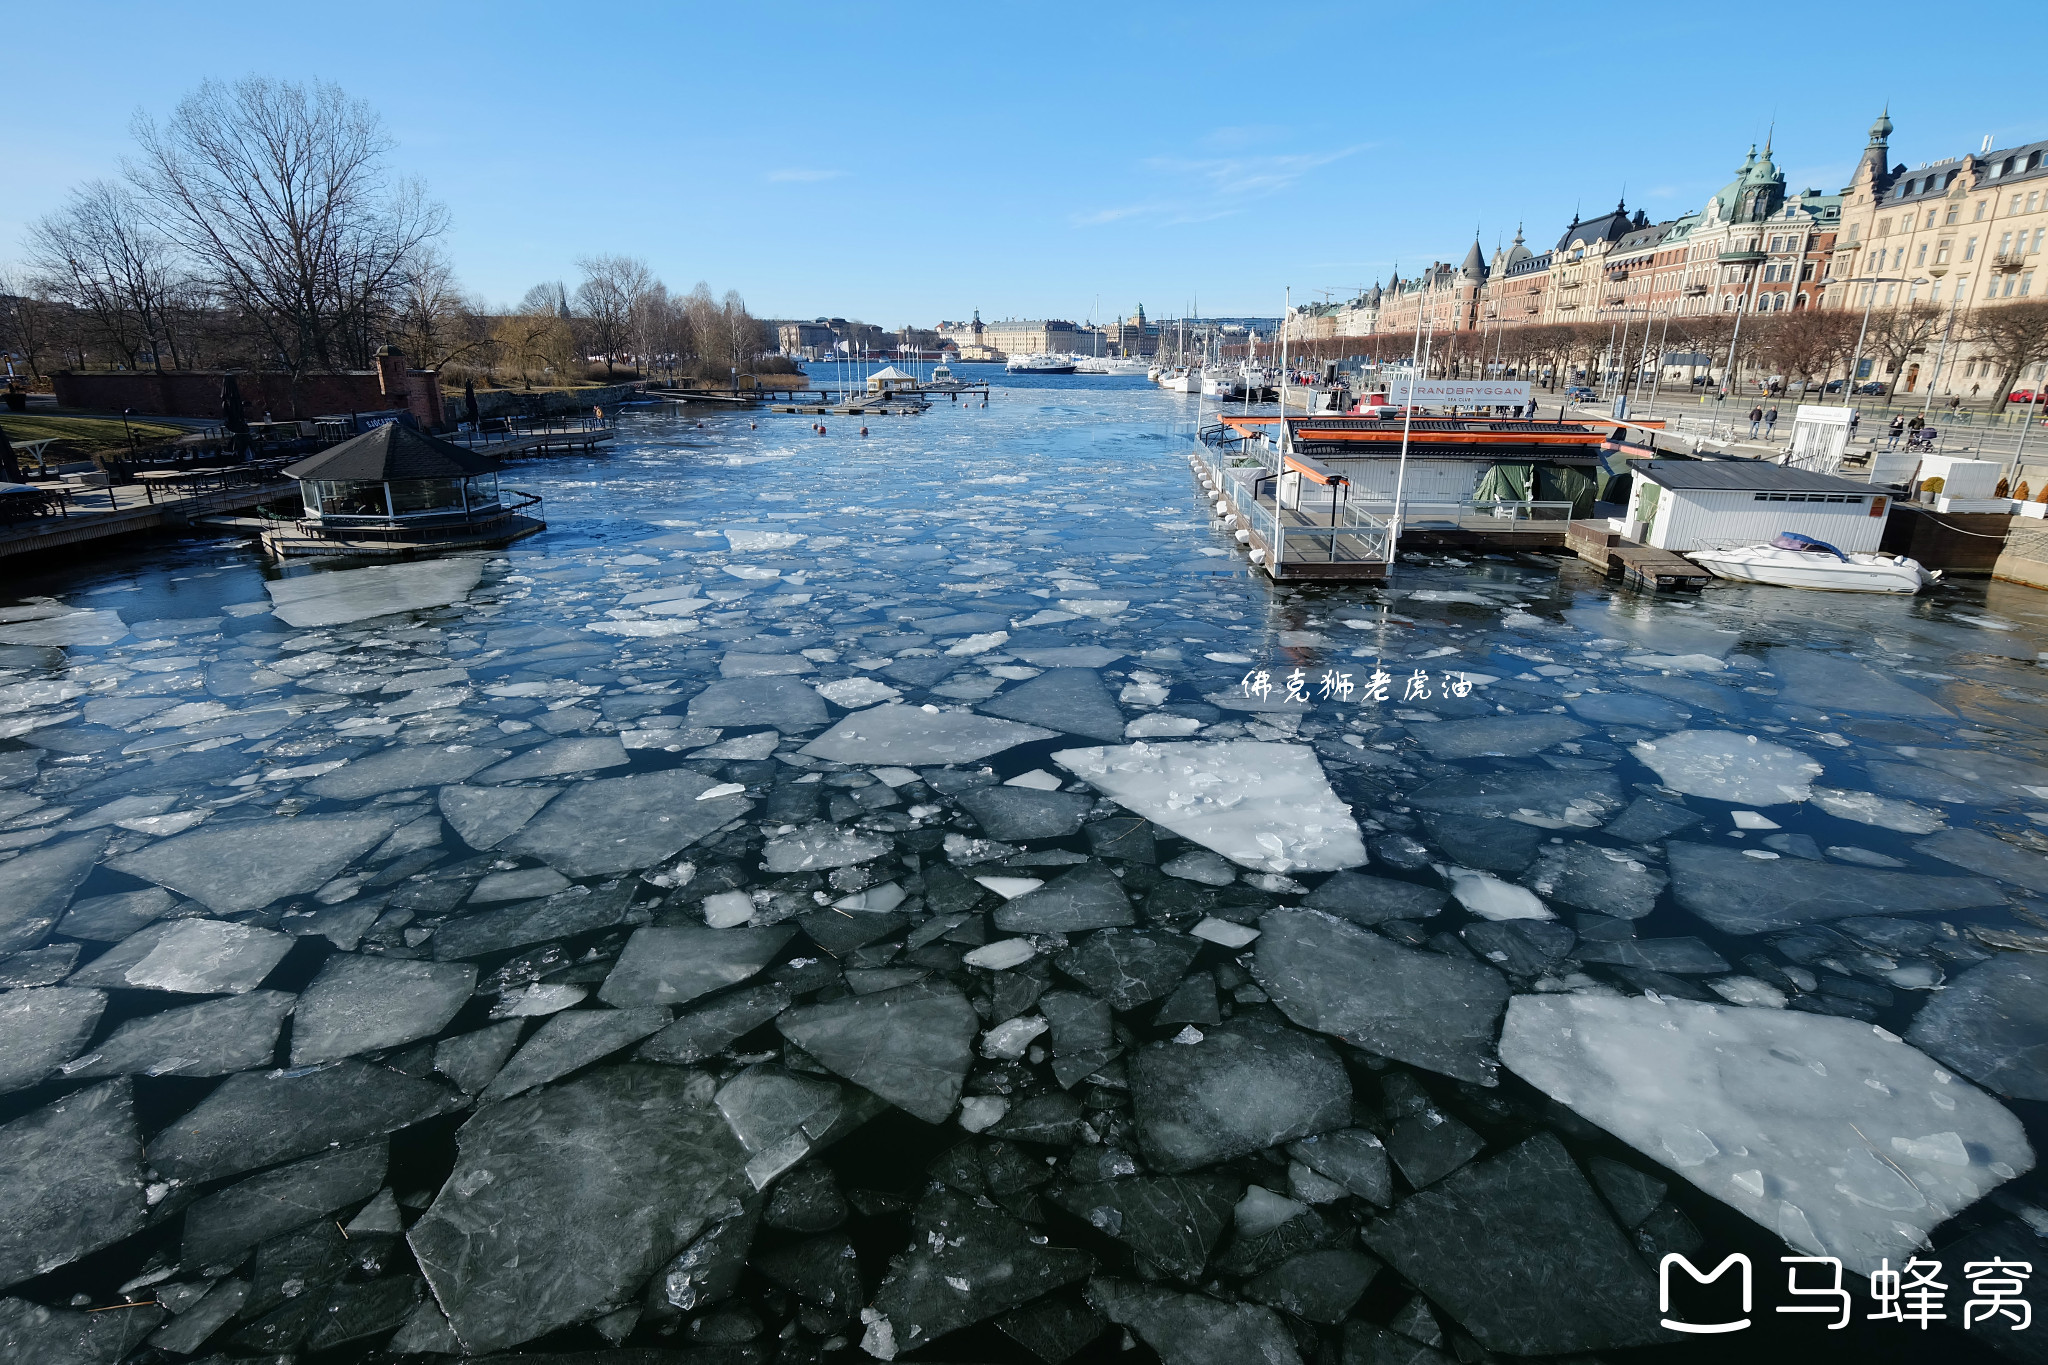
[573,255,653,379]
[1864,303,1941,395]
[1970,300,2048,406]
[128,76,446,374]
[0,273,63,385]
[391,248,489,370]
[28,180,191,371]
[1758,309,1858,395]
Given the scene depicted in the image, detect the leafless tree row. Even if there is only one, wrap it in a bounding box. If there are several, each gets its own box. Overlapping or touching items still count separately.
[1,76,774,392]
[1258,302,2048,403]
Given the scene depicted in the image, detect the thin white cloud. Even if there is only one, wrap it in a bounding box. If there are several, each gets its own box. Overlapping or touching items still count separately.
[765,168,846,183]
[1071,143,1368,228]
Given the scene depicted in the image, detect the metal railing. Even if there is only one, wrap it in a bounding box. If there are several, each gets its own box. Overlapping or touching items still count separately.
[1191,435,1393,566]
[1356,498,1576,531]
[448,416,614,449]
[275,489,544,542]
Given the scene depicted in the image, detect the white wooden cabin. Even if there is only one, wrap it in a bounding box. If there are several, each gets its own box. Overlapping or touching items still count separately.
[1622,459,1890,554]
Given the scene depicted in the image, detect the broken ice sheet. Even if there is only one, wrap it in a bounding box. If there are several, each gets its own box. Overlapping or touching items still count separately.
[801,702,1055,764]
[1500,992,2034,1273]
[1086,1278,1302,1365]
[481,1006,671,1101]
[1905,955,2048,1100]
[265,558,483,628]
[1255,908,1509,1084]
[107,813,396,916]
[599,924,794,1008]
[864,1189,1092,1357]
[0,834,107,954]
[501,769,751,876]
[1632,729,1821,805]
[0,987,103,1094]
[1050,1176,1239,1280]
[1130,1015,1350,1172]
[979,667,1128,741]
[64,989,295,1078]
[289,954,477,1065]
[1667,842,2001,934]
[146,1060,464,1185]
[1054,740,1365,873]
[1518,842,1666,919]
[776,980,978,1124]
[0,1079,147,1287]
[180,1138,387,1267]
[1363,1132,1669,1355]
[409,1065,749,1354]
[67,918,293,994]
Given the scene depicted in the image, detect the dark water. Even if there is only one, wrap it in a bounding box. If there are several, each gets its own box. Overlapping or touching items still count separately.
[0,362,2044,1363]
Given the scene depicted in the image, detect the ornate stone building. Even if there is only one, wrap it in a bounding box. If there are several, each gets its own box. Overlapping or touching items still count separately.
[1827,110,2048,395]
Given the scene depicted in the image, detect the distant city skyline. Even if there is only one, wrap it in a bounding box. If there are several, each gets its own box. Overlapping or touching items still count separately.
[7,1,2041,325]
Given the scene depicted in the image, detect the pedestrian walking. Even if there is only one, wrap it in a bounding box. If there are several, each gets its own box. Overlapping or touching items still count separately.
[1848,409,1861,437]
[1748,405,1764,437]
[1887,415,1905,449]
[1764,406,1779,437]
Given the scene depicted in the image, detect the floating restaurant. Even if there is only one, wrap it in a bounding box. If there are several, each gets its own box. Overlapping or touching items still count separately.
[1193,412,1660,580]
[261,422,544,557]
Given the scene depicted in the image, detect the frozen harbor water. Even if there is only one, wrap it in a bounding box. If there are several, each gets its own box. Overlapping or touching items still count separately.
[5,367,2048,1362]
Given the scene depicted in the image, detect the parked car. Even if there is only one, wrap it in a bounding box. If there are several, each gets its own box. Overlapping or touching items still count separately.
[1564,385,1597,402]
[1854,381,1888,396]
[2011,390,2039,404]
[1824,379,1844,392]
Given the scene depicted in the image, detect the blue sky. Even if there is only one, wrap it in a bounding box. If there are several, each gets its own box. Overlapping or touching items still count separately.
[7,1,2038,327]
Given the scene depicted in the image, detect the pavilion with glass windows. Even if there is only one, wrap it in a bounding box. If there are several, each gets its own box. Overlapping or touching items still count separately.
[263,421,543,557]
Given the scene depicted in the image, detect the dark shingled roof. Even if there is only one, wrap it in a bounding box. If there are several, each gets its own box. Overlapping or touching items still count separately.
[1632,458,1876,496]
[284,423,501,482]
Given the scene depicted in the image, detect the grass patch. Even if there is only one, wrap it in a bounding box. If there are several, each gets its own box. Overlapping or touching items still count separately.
[1,413,189,455]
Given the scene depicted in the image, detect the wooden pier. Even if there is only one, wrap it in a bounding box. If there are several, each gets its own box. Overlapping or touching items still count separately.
[0,477,298,559]
[447,421,613,458]
[1566,519,1711,592]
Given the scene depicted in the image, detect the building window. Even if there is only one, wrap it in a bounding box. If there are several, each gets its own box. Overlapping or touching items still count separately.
[2002,233,2015,255]
[2025,272,2036,297]
[2014,196,2026,215]
[1920,244,1932,266]
[1848,222,1861,243]
[1965,237,1978,261]
[2034,229,2046,252]
[1977,200,1989,221]
[2030,191,2042,213]
[1878,217,1891,237]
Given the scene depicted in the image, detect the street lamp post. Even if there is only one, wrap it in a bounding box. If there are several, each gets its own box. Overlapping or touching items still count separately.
[1838,274,1927,412]
[1921,265,1964,419]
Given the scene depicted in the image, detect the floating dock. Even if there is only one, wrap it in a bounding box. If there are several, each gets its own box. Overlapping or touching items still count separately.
[1565,519,1711,592]
[0,477,297,559]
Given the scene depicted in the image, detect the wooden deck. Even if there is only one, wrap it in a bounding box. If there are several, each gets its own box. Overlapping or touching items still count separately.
[1566,519,1711,592]
[0,479,298,559]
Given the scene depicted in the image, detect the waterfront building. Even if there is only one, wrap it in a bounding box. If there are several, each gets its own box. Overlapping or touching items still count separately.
[1100,305,1158,357]
[1828,110,2048,397]
[265,421,542,556]
[777,321,837,359]
[981,318,1099,359]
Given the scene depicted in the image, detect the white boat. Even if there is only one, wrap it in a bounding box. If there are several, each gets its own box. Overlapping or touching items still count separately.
[1200,366,1244,399]
[1688,542,1937,594]
[1074,356,1149,375]
[1159,368,1203,393]
[1005,353,1077,374]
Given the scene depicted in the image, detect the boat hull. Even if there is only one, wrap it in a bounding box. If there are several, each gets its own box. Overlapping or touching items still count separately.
[1687,548,1931,593]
